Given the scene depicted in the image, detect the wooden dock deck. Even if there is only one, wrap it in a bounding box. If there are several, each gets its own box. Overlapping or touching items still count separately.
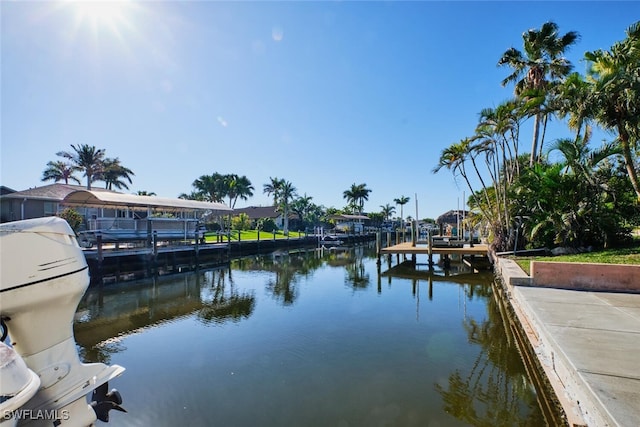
[379,242,489,257]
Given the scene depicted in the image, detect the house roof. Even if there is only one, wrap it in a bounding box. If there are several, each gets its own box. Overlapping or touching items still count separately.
[436,210,470,225]
[233,206,281,220]
[2,183,231,213]
[0,183,99,201]
[62,189,232,213]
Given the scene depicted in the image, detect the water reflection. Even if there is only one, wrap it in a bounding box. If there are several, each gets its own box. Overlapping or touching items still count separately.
[435,284,541,426]
[75,268,256,362]
[74,243,545,426]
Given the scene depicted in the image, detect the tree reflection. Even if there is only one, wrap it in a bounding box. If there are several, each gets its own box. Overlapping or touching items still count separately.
[197,268,256,324]
[344,246,370,289]
[435,281,543,426]
[232,249,325,305]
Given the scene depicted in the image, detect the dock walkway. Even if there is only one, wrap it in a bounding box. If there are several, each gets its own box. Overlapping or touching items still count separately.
[379,241,489,257]
[497,258,640,427]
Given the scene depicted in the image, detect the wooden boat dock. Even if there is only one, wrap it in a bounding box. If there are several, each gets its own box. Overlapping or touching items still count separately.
[376,232,490,270]
[379,241,489,257]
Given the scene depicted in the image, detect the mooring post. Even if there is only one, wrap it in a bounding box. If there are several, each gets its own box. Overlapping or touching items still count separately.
[97,233,103,263]
[376,232,381,265]
[428,230,433,270]
[152,231,158,266]
[411,220,416,247]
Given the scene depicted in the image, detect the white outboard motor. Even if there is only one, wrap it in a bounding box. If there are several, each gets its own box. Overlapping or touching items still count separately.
[0,342,41,427]
[0,217,125,426]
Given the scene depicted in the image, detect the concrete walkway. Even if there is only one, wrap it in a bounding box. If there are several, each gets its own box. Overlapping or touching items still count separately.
[497,258,640,427]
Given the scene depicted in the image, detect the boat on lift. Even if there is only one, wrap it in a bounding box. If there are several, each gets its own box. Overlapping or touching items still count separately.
[0,217,125,426]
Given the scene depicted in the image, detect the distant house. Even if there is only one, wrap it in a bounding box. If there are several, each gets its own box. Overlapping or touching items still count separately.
[436,209,473,237]
[0,183,232,221]
[327,214,370,234]
[0,184,97,222]
[233,206,298,230]
[0,183,233,245]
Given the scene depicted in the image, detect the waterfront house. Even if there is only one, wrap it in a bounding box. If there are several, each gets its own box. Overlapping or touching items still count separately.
[233,206,298,230]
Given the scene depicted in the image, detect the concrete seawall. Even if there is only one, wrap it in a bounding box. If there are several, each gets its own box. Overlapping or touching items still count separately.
[495,257,640,427]
[531,261,640,293]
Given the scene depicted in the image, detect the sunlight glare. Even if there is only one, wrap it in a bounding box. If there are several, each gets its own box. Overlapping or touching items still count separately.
[70,0,132,37]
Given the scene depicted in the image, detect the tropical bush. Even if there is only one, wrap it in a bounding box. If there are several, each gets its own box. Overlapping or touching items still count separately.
[58,208,83,235]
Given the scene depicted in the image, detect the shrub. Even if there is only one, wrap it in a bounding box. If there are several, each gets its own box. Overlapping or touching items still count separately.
[58,208,83,235]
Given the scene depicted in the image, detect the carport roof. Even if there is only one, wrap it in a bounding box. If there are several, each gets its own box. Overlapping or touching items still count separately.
[62,189,233,213]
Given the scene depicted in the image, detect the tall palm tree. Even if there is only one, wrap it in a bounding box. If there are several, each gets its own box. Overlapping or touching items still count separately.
[584,21,640,200]
[354,183,371,215]
[56,144,106,189]
[498,21,579,166]
[343,183,371,216]
[41,161,81,185]
[393,195,410,224]
[99,157,135,190]
[279,180,297,235]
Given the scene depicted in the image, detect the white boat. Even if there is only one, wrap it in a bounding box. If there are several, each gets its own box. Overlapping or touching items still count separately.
[319,235,344,246]
[0,217,125,426]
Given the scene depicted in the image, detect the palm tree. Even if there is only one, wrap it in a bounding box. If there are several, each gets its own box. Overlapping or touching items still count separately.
[547,126,622,184]
[354,183,371,215]
[178,191,204,201]
[343,183,371,216]
[224,174,254,208]
[380,204,395,221]
[584,21,640,200]
[498,21,579,166]
[393,195,410,225]
[41,161,81,185]
[193,173,226,202]
[263,177,284,206]
[137,190,157,196]
[279,180,297,235]
[290,194,314,229]
[56,144,106,189]
[99,157,135,190]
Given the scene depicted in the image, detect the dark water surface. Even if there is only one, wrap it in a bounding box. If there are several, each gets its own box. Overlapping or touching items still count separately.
[75,244,544,426]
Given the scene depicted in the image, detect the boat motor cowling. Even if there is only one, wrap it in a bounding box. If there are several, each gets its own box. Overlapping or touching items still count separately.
[0,217,126,426]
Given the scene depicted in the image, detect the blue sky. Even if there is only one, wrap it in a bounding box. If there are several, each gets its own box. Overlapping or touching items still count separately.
[1,1,636,220]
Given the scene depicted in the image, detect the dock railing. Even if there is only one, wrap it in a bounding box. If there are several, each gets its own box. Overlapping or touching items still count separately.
[79,217,199,247]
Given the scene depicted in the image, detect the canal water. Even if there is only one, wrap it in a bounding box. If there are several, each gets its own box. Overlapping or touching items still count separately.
[75,243,545,426]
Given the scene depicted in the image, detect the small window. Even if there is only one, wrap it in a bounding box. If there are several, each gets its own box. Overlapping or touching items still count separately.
[44,202,57,216]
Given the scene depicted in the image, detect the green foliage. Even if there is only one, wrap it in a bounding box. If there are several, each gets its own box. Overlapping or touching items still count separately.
[258,218,278,232]
[58,208,83,235]
[510,156,637,249]
[231,213,251,231]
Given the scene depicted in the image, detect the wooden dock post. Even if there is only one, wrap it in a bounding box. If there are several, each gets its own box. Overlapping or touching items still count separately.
[152,231,158,267]
[411,220,416,247]
[376,232,381,265]
[427,230,433,269]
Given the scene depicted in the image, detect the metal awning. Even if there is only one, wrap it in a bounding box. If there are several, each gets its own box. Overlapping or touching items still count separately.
[62,190,233,214]
[328,214,370,221]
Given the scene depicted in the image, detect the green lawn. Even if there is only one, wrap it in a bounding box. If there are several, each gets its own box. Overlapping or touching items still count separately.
[204,230,306,243]
[513,246,640,275]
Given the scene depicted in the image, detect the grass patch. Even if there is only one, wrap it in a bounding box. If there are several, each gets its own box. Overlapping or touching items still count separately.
[512,246,640,275]
[204,230,306,243]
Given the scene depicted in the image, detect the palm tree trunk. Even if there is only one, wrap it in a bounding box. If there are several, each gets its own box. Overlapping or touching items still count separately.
[538,114,549,161]
[530,112,542,166]
[620,134,640,201]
